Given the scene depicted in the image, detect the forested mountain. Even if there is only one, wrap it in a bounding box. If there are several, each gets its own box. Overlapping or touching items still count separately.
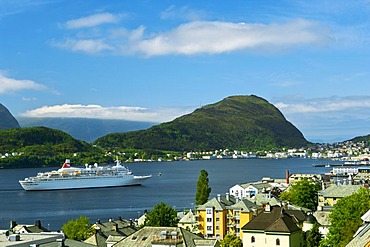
[0,104,20,130]
[349,134,370,143]
[94,95,309,151]
[18,117,156,142]
[0,126,108,168]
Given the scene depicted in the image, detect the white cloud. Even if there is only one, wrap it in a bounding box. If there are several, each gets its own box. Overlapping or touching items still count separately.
[53,39,113,54]
[55,19,330,56]
[273,81,302,87]
[130,20,330,56]
[160,5,206,21]
[273,96,370,142]
[275,96,370,114]
[65,13,121,29]
[21,104,194,122]
[0,72,50,94]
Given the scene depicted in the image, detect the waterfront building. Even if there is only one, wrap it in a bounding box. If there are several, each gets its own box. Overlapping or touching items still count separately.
[229,182,273,200]
[288,173,323,183]
[332,167,358,176]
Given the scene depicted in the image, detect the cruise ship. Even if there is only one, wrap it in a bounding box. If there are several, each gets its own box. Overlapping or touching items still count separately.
[19,159,152,191]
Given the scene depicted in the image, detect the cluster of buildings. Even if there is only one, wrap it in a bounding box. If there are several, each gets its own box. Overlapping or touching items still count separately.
[2,170,370,247]
[101,140,370,163]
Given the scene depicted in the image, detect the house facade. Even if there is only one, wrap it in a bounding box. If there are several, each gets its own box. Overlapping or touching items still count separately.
[318,185,363,207]
[229,183,273,200]
[196,193,261,240]
[241,206,303,247]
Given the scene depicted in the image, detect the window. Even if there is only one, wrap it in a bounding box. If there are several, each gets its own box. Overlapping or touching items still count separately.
[251,236,255,243]
[207,226,212,231]
[207,218,212,222]
[206,209,212,214]
[276,238,280,245]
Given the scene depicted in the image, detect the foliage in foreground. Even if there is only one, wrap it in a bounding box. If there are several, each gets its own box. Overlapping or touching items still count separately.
[320,187,370,247]
[306,222,322,247]
[144,202,179,227]
[280,179,321,210]
[195,169,212,206]
[61,216,94,241]
[220,234,243,247]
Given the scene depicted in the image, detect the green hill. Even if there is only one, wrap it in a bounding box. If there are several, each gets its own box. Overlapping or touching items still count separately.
[0,126,107,168]
[348,134,370,143]
[94,95,309,151]
[0,104,20,130]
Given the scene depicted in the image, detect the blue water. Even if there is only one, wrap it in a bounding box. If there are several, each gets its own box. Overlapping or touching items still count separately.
[0,158,334,230]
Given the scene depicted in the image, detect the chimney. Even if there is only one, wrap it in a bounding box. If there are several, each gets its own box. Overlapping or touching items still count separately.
[112,222,118,231]
[10,221,17,230]
[217,194,221,202]
[226,192,230,201]
[265,203,271,212]
[35,220,42,229]
[286,170,289,184]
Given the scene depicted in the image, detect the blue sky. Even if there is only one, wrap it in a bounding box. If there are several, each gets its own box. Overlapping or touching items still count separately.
[1,0,370,143]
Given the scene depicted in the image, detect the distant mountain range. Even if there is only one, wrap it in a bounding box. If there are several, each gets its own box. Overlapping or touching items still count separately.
[0,104,20,130]
[18,117,156,142]
[4,95,369,153]
[94,95,310,151]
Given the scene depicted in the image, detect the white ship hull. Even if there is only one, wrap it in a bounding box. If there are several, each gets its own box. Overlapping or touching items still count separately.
[19,175,151,191]
[19,159,152,191]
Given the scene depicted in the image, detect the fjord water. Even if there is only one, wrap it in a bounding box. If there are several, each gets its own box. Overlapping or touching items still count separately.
[0,158,333,230]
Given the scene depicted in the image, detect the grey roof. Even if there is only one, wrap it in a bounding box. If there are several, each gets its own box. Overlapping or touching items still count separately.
[238,182,273,190]
[194,239,220,247]
[346,223,370,247]
[248,194,281,207]
[242,206,303,234]
[197,195,236,210]
[85,218,137,247]
[178,209,196,224]
[231,199,261,212]
[313,211,331,226]
[113,226,205,247]
[318,185,363,198]
[265,215,301,233]
[40,239,95,247]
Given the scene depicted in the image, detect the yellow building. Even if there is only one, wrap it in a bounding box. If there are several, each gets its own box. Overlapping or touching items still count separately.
[318,184,363,207]
[196,193,261,240]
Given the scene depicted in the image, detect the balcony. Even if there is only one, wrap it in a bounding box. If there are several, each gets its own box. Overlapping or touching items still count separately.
[227,214,234,219]
[227,223,235,228]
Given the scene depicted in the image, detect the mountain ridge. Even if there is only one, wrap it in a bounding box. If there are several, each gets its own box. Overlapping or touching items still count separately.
[94,95,309,151]
[0,104,20,130]
[18,117,156,142]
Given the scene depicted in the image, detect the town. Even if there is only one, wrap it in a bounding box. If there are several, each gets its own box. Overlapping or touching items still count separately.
[1,160,369,247]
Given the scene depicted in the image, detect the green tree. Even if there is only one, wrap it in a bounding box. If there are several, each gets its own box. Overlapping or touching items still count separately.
[220,234,243,247]
[321,187,370,247]
[144,202,179,227]
[306,223,322,247]
[61,216,94,241]
[195,169,212,206]
[280,179,321,210]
